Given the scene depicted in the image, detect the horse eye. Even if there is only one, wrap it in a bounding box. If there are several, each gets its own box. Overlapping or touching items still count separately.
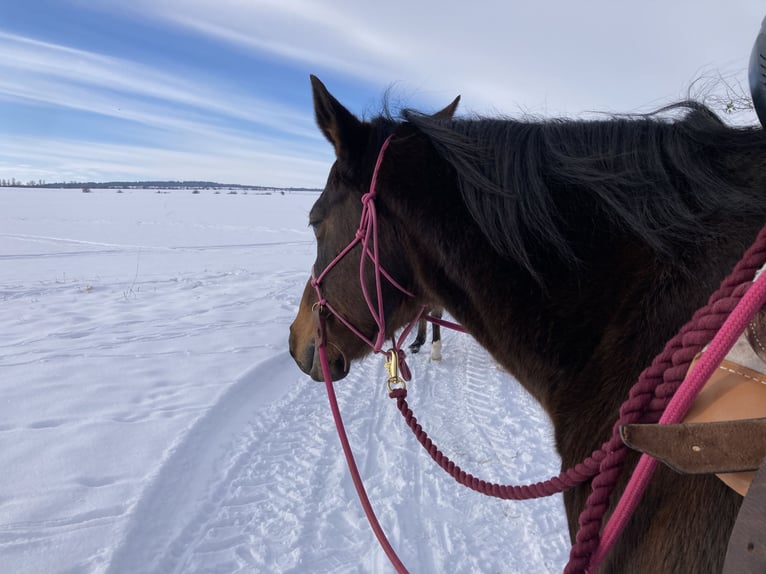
[309,220,321,236]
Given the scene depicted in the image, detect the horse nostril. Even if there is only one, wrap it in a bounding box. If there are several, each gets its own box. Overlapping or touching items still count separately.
[334,359,346,378]
[329,353,349,381]
[302,341,316,373]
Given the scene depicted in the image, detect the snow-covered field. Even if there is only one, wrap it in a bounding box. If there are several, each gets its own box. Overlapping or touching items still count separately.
[0,187,569,573]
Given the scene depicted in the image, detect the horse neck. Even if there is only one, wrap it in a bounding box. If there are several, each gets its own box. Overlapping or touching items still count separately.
[383,170,702,465]
[409,224,688,462]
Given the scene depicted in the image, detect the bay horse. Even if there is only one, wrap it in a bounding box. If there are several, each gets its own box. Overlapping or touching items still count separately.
[288,75,766,572]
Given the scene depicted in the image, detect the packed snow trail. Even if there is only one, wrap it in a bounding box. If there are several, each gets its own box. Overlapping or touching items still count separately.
[109,329,569,573]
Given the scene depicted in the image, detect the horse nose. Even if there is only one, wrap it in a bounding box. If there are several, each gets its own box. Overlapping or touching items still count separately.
[310,348,348,382]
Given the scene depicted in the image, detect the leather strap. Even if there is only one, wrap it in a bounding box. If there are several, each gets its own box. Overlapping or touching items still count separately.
[620,418,766,476]
[622,354,766,495]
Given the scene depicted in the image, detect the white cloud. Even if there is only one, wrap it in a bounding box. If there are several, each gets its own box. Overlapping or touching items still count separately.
[102,0,765,116]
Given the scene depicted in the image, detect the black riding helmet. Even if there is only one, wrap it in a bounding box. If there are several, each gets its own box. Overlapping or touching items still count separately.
[750,15,766,127]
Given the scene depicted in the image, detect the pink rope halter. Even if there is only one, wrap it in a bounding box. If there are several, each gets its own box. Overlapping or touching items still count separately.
[310,135,424,363]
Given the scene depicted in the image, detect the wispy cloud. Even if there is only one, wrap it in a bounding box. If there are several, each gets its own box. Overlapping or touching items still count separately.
[0,30,330,185]
[100,0,763,116]
[105,0,409,84]
[0,31,321,138]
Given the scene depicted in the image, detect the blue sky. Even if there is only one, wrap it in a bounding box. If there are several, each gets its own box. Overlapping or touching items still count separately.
[1,1,764,187]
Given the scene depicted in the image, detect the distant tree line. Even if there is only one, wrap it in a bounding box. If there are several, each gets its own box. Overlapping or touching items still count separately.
[1,178,47,186]
[0,179,321,191]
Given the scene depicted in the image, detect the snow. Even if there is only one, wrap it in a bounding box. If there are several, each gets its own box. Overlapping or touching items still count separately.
[0,187,569,573]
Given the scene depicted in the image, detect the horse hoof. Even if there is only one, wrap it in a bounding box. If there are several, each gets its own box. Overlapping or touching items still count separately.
[430,341,442,361]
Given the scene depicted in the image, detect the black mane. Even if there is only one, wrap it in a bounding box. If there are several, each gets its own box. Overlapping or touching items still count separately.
[404,103,766,281]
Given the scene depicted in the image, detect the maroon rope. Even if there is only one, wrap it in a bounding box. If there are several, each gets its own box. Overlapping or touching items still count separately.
[389,387,604,498]
[388,222,766,572]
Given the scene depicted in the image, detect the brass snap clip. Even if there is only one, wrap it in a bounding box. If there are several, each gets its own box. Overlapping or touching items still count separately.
[385,349,407,392]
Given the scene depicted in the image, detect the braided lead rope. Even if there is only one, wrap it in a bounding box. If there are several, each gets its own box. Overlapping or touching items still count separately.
[388,387,602,497]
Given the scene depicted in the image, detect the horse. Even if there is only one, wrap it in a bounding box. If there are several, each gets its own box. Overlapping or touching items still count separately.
[288,75,766,572]
[408,306,443,360]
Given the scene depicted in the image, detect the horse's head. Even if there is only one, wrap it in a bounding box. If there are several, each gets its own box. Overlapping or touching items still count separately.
[289,76,459,381]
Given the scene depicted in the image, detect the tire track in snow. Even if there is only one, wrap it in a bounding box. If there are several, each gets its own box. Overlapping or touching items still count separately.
[0,231,312,261]
[459,335,569,571]
[391,327,570,572]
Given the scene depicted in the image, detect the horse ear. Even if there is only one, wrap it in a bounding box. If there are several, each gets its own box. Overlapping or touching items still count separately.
[310,75,365,161]
[432,95,461,120]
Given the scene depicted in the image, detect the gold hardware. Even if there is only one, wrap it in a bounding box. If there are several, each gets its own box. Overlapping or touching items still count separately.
[385,349,407,392]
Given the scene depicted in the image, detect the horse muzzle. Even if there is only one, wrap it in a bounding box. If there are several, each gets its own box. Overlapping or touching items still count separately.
[288,322,349,382]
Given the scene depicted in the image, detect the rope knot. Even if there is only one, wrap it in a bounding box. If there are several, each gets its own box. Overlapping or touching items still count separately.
[388,388,407,400]
[396,349,412,382]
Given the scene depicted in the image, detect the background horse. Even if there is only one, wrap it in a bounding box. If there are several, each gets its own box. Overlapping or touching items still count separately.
[408,306,443,360]
[289,75,766,572]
